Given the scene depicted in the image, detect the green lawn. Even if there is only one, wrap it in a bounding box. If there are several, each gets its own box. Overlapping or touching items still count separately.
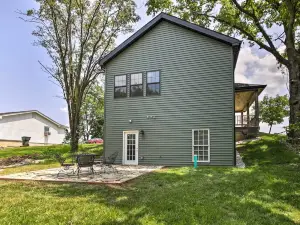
[0,144,103,175]
[0,144,103,159]
[238,133,299,166]
[0,134,299,224]
[0,162,60,175]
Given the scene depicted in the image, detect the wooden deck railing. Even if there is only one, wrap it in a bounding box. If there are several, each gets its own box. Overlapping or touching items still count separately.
[235,115,257,127]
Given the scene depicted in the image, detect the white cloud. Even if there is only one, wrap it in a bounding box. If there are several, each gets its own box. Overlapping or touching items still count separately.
[235,47,289,133]
[235,47,288,97]
[60,106,68,113]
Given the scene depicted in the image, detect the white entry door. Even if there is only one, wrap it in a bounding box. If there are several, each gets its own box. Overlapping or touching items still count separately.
[123,131,139,165]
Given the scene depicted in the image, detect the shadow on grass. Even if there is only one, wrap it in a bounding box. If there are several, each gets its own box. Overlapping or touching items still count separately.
[2,165,298,224]
[1,135,299,224]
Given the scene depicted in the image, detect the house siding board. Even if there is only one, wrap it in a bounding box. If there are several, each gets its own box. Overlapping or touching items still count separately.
[104,21,234,166]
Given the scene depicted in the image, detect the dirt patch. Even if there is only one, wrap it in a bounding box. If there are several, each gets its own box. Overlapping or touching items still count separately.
[0,154,41,167]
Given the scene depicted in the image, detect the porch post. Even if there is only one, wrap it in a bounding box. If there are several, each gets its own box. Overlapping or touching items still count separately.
[241,111,244,126]
[247,103,250,127]
[255,90,259,127]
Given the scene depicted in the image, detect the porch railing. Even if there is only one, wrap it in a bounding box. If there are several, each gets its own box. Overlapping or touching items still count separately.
[235,115,257,127]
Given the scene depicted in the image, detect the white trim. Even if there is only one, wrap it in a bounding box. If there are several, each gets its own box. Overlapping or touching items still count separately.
[192,129,210,163]
[122,130,139,165]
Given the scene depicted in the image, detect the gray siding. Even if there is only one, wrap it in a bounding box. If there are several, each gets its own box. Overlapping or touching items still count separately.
[104,21,234,166]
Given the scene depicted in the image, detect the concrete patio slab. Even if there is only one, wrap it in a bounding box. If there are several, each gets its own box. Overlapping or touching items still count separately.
[0,165,163,184]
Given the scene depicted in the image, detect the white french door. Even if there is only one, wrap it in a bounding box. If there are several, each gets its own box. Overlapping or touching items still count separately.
[123,131,139,165]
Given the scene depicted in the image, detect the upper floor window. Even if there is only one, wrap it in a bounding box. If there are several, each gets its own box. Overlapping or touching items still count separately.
[130,73,143,97]
[147,71,160,96]
[114,75,127,98]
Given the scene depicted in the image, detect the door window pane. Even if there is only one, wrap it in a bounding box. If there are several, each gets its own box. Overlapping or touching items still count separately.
[126,133,136,161]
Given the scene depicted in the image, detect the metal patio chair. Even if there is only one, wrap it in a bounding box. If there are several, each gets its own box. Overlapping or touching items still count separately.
[55,154,75,177]
[76,154,95,177]
[102,152,119,173]
[94,154,105,165]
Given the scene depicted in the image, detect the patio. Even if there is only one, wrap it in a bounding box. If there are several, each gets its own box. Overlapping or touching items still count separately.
[0,165,162,184]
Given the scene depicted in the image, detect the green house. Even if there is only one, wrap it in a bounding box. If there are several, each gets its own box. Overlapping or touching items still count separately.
[100,13,265,166]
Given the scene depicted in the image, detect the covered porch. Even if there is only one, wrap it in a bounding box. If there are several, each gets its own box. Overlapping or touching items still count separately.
[235,83,267,141]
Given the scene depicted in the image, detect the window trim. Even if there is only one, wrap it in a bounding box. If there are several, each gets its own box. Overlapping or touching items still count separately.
[130,72,143,97]
[114,74,127,98]
[146,70,161,96]
[192,129,210,163]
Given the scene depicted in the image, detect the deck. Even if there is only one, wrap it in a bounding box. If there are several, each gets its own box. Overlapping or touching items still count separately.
[234,83,266,141]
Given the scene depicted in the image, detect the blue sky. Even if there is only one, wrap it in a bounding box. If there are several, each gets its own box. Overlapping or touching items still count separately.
[0,1,288,133]
[0,1,67,124]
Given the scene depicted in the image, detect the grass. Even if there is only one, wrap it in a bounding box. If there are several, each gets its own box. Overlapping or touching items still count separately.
[237,133,299,166]
[0,144,103,175]
[0,162,60,175]
[0,144,103,159]
[0,134,299,224]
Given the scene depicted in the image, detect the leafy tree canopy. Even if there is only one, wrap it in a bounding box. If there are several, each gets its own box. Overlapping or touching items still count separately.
[260,95,289,133]
[81,83,104,140]
[146,0,300,64]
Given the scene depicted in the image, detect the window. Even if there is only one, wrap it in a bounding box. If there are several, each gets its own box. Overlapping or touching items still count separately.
[44,126,50,135]
[130,73,143,97]
[114,75,127,98]
[146,71,160,96]
[44,126,50,132]
[192,129,210,162]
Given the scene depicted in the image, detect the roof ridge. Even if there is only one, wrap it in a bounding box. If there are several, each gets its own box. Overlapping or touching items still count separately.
[99,12,241,67]
[160,12,241,44]
[0,110,68,128]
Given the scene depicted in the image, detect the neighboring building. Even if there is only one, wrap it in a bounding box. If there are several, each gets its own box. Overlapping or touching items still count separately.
[100,13,265,166]
[0,110,67,147]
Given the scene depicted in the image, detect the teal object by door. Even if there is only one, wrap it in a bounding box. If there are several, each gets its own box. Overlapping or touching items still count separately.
[194,155,198,168]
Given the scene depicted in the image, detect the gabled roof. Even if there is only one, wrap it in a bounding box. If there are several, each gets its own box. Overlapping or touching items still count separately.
[99,13,242,67]
[0,110,68,129]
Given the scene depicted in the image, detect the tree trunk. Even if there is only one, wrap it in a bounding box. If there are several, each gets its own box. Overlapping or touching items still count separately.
[69,101,81,153]
[70,133,79,152]
[269,124,272,134]
[70,113,79,152]
[288,61,300,138]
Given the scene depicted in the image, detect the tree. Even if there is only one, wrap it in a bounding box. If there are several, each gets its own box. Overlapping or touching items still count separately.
[62,129,71,144]
[90,116,104,138]
[80,83,104,140]
[20,0,139,152]
[260,95,289,133]
[146,0,300,138]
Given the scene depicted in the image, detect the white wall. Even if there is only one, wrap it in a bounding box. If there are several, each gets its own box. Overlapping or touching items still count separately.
[0,112,65,144]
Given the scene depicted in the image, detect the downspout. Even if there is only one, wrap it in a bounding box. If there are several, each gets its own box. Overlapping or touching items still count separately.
[233,43,241,167]
[101,64,107,158]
